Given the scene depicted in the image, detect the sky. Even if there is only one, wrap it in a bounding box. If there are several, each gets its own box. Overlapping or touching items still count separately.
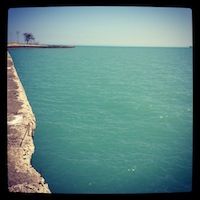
[8,6,192,47]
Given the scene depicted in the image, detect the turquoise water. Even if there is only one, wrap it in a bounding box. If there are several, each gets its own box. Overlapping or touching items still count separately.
[9,46,192,194]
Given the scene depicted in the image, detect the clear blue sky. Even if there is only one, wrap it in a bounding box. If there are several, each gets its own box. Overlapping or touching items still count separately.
[8,6,192,47]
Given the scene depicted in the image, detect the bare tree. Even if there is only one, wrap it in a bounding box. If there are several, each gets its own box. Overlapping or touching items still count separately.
[23,33,35,44]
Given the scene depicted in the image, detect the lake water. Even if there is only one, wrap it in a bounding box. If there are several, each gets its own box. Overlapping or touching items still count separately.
[9,46,193,194]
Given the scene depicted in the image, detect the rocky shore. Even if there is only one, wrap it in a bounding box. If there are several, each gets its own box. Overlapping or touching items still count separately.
[7,52,51,193]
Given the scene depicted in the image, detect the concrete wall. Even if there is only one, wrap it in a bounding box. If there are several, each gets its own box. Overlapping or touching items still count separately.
[7,52,51,193]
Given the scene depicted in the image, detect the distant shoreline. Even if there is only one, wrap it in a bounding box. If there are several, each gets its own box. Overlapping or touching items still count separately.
[7,43,75,48]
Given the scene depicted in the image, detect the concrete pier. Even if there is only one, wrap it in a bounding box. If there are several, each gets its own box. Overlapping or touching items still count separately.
[7,52,51,193]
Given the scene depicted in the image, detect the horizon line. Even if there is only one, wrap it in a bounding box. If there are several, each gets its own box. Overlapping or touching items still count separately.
[7,41,192,48]
[77,44,192,48]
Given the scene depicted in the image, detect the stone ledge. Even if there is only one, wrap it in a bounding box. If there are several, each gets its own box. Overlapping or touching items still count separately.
[7,52,51,193]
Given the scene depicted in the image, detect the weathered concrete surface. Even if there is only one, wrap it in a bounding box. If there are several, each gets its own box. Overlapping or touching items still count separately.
[7,52,51,193]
